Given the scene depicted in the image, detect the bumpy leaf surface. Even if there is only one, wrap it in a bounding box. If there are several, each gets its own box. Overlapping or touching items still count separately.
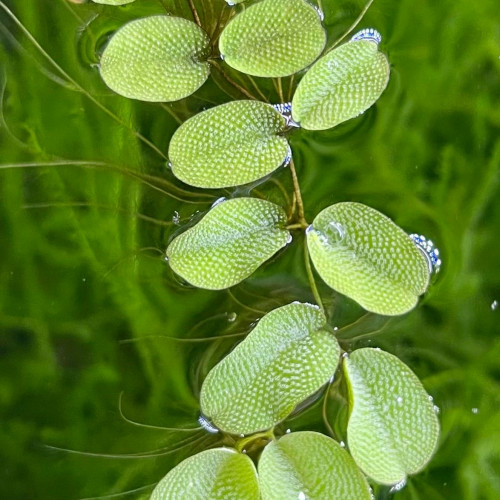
[219,0,326,77]
[259,431,372,499]
[100,16,210,101]
[169,100,290,188]
[166,198,290,290]
[344,348,440,485]
[151,448,259,500]
[306,202,430,315]
[292,35,390,130]
[199,302,340,435]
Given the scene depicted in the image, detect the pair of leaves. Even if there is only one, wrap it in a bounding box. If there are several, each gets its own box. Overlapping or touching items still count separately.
[168,199,430,316]
[151,432,371,499]
[99,16,210,101]
[166,197,290,290]
[169,33,389,189]
[219,0,326,77]
[151,346,439,498]
[200,302,340,435]
[306,202,431,315]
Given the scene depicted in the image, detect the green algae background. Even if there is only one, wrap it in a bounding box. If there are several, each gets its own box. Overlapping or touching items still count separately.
[0,0,499,498]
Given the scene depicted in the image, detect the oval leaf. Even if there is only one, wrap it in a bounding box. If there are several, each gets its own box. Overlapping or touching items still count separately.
[167,198,290,290]
[169,100,290,188]
[92,0,135,5]
[151,448,259,500]
[344,348,440,485]
[219,0,326,77]
[292,30,390,130]
[200,302,340,435]
[259,432,372,499]
[306,202,430,315]
[100,16,210,102]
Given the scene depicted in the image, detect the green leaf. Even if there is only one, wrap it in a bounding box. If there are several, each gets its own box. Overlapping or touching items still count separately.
[92,0,135,5]
[292,30,390,130]
[343,348,440,485]
[258,431,372,500]
[99,16,210,102]
[306,202,430,315]
[166,198,290,290]
[219,0,326,77]
[169,100,290,188]
[199,302,340,435]
[151,448,259,500]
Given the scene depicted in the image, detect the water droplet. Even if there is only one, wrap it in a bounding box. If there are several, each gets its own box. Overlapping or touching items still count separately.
[428,395,434,402]
[351,28,382,45]
[396,396,403,406]
[166,161,173,170]
[433,405,441,414]
[339,441,346,448]
[172,210,180,225]
[164,254,169,262]
[227,312,237,322]
[211,197,226,208]
[286,233,293,244]
[286,428,291,434]
[409,233,441,274]
[491,300,498,311]
[325,221,345,244]
[198,414,219,433]
[298,492,307,500]
[227,0,235,6]
[333,326,338,331]
[220,53,225,61]
[472,407,479,414]
[389,478,407,493]
[342,352,349,358]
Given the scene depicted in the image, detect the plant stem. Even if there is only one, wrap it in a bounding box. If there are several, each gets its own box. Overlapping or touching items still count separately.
[304,242,325,313]
[209,60,258,100]
[186,0,202,27]
[327,0,375,51]
[289,158,306,225]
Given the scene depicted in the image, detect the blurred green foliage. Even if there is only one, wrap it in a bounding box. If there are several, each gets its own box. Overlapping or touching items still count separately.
[0,0,499,498]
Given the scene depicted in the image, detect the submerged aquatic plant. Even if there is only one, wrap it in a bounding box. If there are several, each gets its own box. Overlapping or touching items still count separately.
[0,0,446,498]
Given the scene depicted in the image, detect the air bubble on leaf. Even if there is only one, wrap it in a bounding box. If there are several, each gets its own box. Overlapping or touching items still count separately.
[340,440,346,448]
[433,405,441,414]
[227,312,237,322]
[491,300,498,311]
[396,396,403,406]
[298,492,307,500]
[198,414,219,433]
[325,221,345,245]
[313,6,325,21]
[389,478,407,494]
[409,233,441,274]
[286,233,293,244]
[211,197,227,208]
[351,28,382,45]
[472,407,479,414]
